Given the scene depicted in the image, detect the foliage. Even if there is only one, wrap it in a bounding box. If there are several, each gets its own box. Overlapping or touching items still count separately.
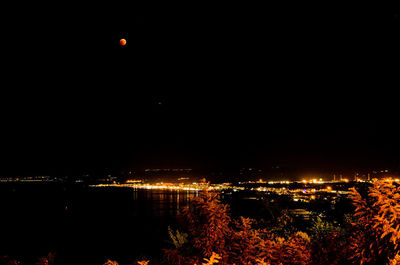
[349,178,400,265]
[310,230,351,265]
[309,216,341,240]
[230,217,271,264]
[168,226,188,249]
[307,216,352,265]
[163,191,315,265]
[269,210,297,239]
[107,178,400,265]
[255,258,270,265]
[164,191,232,264]
[196,252,221,265]
[389,253,400,265]
[270,232,312,265]
[182,191,232,259]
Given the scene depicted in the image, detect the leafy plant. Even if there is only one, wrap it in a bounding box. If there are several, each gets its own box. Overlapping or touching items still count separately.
[349,178,400,265]
[168,226,188,249]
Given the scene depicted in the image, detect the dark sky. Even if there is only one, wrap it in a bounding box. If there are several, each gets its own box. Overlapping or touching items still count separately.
[1,3,399,176]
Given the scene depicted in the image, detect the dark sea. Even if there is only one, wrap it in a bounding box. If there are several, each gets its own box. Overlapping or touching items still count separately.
[0,183,198,265]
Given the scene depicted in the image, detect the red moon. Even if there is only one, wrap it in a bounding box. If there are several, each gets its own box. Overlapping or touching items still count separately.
[120,39,127,46]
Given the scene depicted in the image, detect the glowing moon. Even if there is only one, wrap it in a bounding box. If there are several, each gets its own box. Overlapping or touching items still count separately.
[120,39,127,46]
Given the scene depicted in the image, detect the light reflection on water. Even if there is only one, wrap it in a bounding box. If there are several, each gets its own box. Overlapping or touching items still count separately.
[130,188,198,217]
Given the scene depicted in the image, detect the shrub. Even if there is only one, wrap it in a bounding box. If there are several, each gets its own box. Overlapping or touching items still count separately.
[349,178,400,265]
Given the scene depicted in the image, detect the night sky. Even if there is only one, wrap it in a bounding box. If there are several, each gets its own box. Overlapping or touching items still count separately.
[1,3,399,177]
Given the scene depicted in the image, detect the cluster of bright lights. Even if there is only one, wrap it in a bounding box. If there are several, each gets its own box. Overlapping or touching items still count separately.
[301,178,325,184]
[92,177,400,194]
[126,180,142,183]
[91,183,210,191]
[268,181,291,184]
[377,178,400,183]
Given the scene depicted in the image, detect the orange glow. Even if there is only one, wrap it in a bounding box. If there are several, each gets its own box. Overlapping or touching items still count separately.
[126,179,142,183]
[120,39,127,46]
